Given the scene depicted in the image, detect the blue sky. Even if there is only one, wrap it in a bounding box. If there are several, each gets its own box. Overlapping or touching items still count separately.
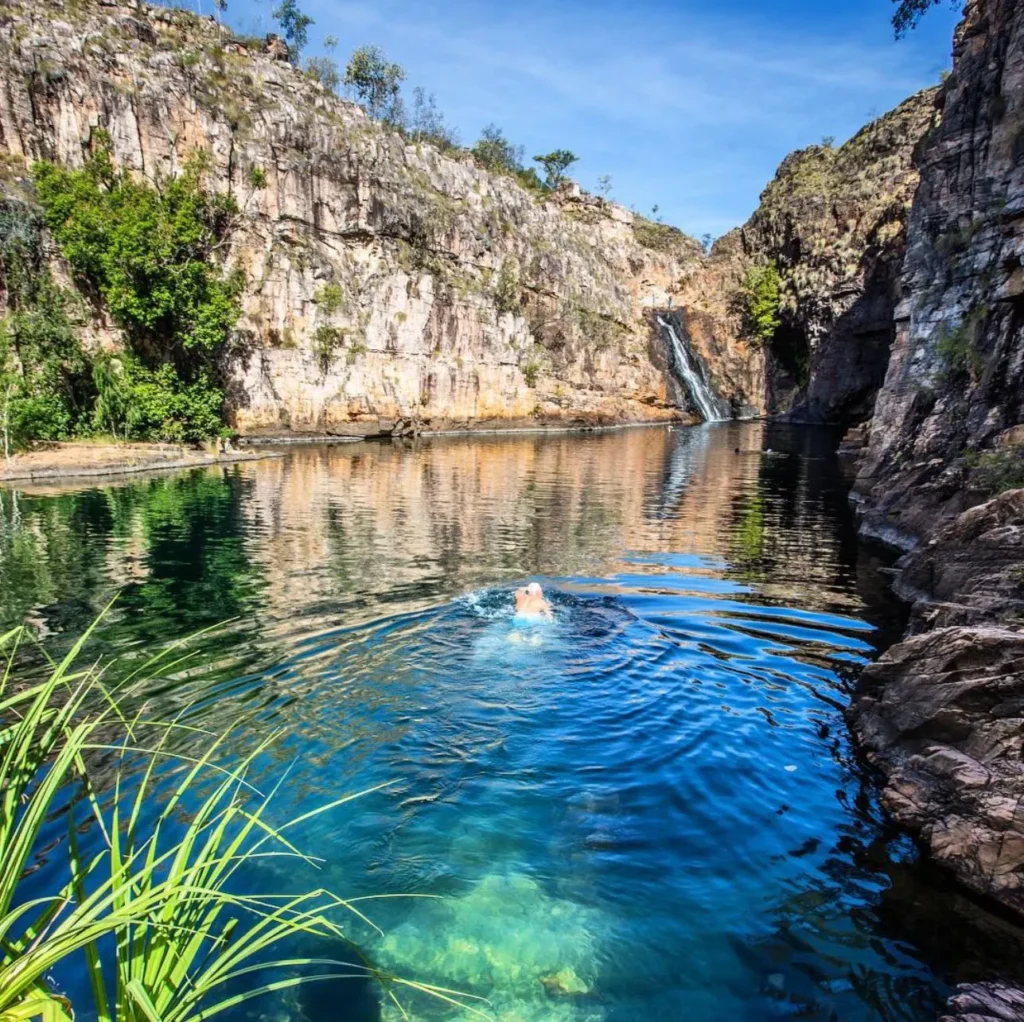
[220,0,960,238]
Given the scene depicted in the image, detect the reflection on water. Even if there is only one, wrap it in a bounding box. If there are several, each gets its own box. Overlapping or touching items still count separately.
[4,423,1024,1021]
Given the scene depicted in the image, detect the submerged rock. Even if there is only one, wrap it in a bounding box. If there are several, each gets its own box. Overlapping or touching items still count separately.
[541,966,591,997]
[375,870,606,1021]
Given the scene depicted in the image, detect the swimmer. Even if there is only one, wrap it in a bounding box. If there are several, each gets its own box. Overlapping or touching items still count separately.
[513,582,553,620]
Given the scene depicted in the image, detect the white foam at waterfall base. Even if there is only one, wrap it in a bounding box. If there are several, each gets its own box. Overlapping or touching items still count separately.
[657,317,728,422]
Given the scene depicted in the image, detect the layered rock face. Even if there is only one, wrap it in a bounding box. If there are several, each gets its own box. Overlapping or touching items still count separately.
[739,89,940,424]
[851,490,1024,915]
[942,983,1024,1022]
[0,0,709,436]
[847,0,1024,937]
[855,0,1024,540]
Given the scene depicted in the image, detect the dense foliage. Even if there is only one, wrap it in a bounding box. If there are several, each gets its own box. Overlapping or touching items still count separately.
[27,137,243,444]
[739,262,782,346]
[0,201,93,453]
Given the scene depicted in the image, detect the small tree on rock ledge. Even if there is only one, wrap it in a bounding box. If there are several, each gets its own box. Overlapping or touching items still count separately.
[533,150,578,189]
[345,45,406,124]
[272,0,313,61]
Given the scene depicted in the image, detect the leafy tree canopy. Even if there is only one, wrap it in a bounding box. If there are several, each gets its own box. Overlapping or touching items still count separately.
[472,125,524,175]
[272,0,313,61]
[29,134,245,444]
[344,45,406,123]
[533,150,578,189]
[739,262,782,346]
[891,0,961,37]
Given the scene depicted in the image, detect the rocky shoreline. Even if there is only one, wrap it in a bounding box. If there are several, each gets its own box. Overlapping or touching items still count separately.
[0,442,281,484]
[849,490,1024,915]
[844,0,1024,938]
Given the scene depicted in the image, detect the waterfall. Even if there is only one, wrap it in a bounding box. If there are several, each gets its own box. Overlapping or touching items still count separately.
[657,316,729,423]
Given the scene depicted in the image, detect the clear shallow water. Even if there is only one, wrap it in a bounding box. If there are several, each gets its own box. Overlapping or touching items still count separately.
[5,422,1024,1021]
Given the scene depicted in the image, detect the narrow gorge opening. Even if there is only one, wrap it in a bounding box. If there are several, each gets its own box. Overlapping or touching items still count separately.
[769,321,811,392]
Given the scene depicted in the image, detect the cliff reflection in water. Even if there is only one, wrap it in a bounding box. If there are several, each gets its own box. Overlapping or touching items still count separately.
[230,421,874,634]
[1,423,871,643]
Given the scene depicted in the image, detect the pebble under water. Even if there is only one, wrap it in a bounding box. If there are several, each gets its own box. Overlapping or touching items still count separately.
[6,423,1024,1022]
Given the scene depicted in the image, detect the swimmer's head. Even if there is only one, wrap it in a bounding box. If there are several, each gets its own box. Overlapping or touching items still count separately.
[514,582,552,617]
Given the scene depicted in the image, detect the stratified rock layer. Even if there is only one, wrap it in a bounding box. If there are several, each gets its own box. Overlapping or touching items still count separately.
[855,0,1024,539]
[851,489,1024,915]
[0,0,708,436]
[941,983,1024,1022]
[846,0,1024,948]
[741,89,940,424]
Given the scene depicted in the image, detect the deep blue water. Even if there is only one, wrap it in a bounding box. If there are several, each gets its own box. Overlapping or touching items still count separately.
[5,422,1024,1021]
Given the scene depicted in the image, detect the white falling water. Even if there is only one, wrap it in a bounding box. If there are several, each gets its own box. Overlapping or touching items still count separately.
[657,316,728,422]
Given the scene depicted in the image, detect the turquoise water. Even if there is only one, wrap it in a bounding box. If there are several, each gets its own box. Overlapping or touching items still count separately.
[6,422,1024,1020]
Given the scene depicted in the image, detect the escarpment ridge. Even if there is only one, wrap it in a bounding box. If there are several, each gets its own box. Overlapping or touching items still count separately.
[0,0,721,436]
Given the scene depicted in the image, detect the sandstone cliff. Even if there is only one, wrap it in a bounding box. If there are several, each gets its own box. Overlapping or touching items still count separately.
[846,0,1024,931]
[741,88,940,424]
[661,88,941,428]
[855,0,1024,542]
[0,0,709,436]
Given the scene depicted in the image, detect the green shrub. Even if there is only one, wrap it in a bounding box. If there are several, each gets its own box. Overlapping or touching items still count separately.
[494,258,521,314]
[92,352,224,443]
[935,314,986,382]
[34,143,242,361]
[32,136,243,443]
[312,324,344,371]
[515,167,549,196]
[315,281,344,315]
[964,445,1024,494]
[246,164,267,190]
[472,124,524,175]
[522,360,540,387]
[738,262,782,345]
[0,200,94,452]
[305,54,340,93]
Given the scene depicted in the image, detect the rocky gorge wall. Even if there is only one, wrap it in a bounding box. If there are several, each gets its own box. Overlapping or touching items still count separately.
[0,0,961,438]
[0,0,754,436]
[662,88,942,430]
[845,0,1024,936]
[740,88,941,425]
[854,0,1024,541]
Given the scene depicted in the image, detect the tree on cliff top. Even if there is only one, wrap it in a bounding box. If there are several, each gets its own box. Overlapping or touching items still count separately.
[345,46,407,124]
[533,150,578,189]
[472,125,524,175]
[273,0,313,61]
[891,0,962,37]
